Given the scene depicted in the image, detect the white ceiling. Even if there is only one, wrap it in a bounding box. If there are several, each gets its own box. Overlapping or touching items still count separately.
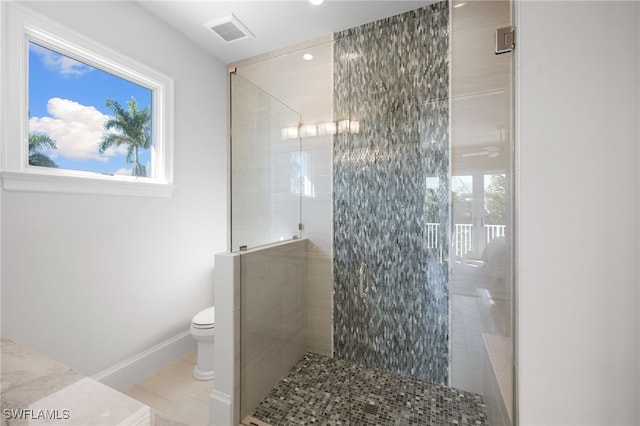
[137,0,513,174]
[137,1,433,64]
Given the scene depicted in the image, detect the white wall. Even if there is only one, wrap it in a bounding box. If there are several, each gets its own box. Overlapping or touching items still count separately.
[0,1,4,336]
[1,1,228,376]
[517,1,640,424]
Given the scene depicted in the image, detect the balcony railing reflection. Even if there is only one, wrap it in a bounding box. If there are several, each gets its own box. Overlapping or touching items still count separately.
[426,223,506,257]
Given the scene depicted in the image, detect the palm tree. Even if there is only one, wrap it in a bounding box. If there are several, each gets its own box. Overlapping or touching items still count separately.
[100,97,151,177]
[28,132,58,168]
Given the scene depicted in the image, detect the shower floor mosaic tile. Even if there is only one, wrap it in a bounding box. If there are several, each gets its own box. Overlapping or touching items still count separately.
[251,353,488,426]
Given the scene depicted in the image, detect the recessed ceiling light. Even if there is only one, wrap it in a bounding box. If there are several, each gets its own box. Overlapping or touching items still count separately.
[309,0,324,5]
[303,53,314,61]
[454,2,466,7]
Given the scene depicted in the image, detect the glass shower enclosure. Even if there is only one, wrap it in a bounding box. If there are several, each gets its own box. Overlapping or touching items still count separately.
[230,74,302,251]
[229,0,515,424]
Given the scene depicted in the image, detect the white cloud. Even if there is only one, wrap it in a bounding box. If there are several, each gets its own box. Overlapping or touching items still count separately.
[114,167,133,176]
[29,98,126,162]
[30,43,93,77]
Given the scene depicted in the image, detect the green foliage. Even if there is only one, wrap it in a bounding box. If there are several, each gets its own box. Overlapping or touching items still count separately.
[424,187,440,223]
[452,190,472,223]
[28,132,58,168]
[485,174,506,225]
[100,97,151,177]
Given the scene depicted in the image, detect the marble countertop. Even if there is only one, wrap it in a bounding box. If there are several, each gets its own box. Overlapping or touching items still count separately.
[1,338,186,425]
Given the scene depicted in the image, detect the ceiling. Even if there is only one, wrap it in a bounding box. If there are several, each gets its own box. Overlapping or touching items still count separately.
[137,1,433,64]
[138,0,513,175]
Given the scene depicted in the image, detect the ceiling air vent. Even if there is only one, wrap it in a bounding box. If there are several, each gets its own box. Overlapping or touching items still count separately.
[205,14,254,43]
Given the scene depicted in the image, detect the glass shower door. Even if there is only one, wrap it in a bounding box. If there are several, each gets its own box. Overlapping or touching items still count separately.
[449,0,515,423]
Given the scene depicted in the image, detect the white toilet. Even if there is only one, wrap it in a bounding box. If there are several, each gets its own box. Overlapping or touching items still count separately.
[190,306,215,381]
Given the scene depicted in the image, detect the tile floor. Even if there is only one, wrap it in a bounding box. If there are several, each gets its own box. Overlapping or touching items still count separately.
[251,353,488,425]
[124,350,212,426]
[123,263,498,426]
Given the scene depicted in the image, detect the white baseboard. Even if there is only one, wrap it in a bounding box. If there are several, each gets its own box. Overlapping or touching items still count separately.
[92,329,195,391]
[209,389,233,426]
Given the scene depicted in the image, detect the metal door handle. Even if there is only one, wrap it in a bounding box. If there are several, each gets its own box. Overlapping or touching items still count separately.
[359,262,370,299]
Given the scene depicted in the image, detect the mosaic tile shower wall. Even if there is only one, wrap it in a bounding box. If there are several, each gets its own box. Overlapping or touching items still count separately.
[333,3,450,384]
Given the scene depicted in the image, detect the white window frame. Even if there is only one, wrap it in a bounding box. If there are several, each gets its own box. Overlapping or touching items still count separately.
[1,3,175,197]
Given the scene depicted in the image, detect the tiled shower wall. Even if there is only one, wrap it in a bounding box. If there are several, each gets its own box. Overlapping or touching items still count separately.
[301,133,334,357]
[333,3,451,384]
[239,239,308,418]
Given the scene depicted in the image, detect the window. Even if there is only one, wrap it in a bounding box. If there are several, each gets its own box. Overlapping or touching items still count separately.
[28,42,154,176]
[2,4,174,196]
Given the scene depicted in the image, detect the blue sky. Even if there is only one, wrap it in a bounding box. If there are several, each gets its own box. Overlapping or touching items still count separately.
[28,41,152,175]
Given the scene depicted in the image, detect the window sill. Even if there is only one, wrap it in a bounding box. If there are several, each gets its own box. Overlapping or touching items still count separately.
[1,170,175,197]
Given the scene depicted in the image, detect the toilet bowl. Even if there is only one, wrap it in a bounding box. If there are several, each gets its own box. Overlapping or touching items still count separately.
[191,306,215,381]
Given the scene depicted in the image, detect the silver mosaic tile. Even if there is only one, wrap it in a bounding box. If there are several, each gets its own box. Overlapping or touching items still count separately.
[251,353,488,425]
[333,3,451,385]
